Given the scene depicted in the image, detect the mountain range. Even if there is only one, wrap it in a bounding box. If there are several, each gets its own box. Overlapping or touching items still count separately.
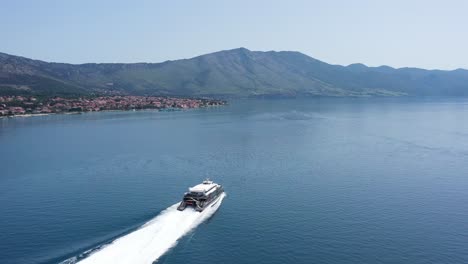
[1,48,468,97]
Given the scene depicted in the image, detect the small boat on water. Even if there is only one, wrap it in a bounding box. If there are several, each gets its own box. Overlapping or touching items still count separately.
[177,179,224,212]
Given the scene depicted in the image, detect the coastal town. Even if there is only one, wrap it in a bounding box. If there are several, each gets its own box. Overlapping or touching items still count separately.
[0,95,226,117]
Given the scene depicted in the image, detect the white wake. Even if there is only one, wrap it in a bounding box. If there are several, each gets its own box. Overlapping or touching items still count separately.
[72,193,225,264]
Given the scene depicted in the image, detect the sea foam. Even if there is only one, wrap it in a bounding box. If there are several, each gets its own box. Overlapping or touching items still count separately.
[68,193,225,264]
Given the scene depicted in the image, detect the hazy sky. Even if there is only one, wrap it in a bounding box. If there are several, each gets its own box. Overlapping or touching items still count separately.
[2,0,468,69]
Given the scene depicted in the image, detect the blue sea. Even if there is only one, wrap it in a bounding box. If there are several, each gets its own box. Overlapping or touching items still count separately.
[1,98,468,264]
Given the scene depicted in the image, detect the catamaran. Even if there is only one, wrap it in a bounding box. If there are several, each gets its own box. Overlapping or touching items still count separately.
[177,179,224,212]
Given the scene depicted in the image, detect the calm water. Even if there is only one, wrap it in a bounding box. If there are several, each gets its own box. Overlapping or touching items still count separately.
[1,98,468,264]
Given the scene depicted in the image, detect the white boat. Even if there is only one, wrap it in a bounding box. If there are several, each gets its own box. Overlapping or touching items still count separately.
[177,179,224,212]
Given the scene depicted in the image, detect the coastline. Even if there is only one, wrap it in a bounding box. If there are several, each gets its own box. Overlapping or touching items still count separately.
[0,104,225,119]
[0,95,227,119]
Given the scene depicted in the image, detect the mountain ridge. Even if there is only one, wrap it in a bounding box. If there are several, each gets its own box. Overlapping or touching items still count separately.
[1,48,468,97]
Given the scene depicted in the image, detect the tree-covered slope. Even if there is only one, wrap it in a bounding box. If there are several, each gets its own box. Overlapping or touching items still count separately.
[1,48,468,97]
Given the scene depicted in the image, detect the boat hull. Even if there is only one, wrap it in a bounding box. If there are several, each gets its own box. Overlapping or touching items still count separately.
[177,184,224,212]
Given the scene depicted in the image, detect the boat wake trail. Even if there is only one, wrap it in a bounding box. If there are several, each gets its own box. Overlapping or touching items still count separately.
[65,193,225,264]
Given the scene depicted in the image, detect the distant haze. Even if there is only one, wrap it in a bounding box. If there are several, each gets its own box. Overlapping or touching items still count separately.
[1,0,468,70]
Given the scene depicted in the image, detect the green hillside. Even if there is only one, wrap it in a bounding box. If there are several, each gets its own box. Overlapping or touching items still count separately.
[1,48,468,97]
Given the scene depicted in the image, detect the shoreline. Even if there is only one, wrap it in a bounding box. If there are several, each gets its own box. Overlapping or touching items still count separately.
[0,105,225,119]
[0,95,227,119]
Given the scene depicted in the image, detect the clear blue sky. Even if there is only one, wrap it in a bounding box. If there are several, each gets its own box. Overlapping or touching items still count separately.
[2,0,467,69]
